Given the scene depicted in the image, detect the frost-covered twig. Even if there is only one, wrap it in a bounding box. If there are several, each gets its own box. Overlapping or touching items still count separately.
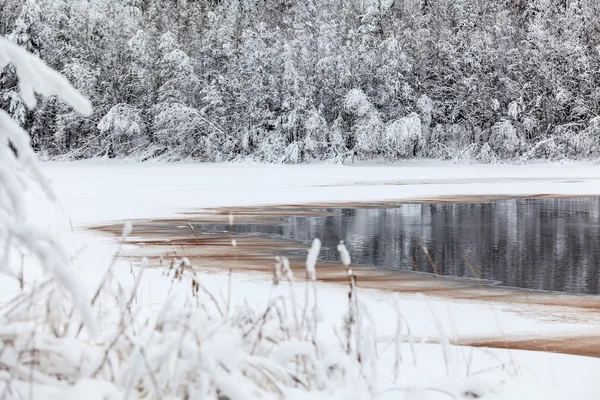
[1,37,97,337]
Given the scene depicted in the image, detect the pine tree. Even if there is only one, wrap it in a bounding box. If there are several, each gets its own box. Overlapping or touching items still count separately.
[1,0,41,127]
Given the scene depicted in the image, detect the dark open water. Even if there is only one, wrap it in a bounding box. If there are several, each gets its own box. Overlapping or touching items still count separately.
[196,197,600,294]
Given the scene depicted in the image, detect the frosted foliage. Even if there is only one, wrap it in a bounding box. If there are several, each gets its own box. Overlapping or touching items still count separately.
[3,90,26,126]
[98,104,147,153]
[523,117,538,133]
[527,124,600,162]
[0,38,92,114]
[489,120,521,158]
[158,48,199,105]
[0,37,96,334]
[344,88,372,118]
[284,142,301,163]
[476,143,500,164]
[304,109,327,138]
[159,31,178,53]
[60,62,98,98]
[355,114,384,155]
[127,30,149,60]
[98,104,144,138]
[508,100,520,120]
[491,99,500,112]
[152,102,222,158]
[385,113,423,158]
[0,252,507,400]
[556,87,571,105]
[416,94,433,126]
[345,89,384,156]
[257,132,286,163]
[153,103,202,149]
[1,1,38,127]
[164,49,191,69]
[303,109,328,157]
[521,137,563,161]
[10,0,600,163]
[7,0,40,52]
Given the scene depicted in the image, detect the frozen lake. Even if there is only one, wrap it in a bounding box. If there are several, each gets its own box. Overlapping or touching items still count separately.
[195,197,600,294]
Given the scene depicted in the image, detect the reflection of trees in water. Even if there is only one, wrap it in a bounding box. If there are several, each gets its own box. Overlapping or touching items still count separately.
[218,198,600,294]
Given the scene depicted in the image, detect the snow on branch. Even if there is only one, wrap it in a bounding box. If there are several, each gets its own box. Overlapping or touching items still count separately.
[0,35,97,335]
[0,36,92,115]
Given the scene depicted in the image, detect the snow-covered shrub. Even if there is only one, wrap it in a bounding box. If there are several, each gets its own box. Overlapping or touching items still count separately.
[576,117,600,158]
[0,0,40,127]
[520,137,565,162]
[2,90,26,125]
[256,130,287,163]
[330,115,348,151]
[344,88,373,118]
[451,143,481,164]
[354,113,384,156]
[157,32,199,106]
[523,120,600,162]
[60,62,98,100]
[98,104,148,155]
[344,89,384,157]
[127,30,151,63]
[476,142,500,163]
[416,94,434,127]
[0,36,96,331]
[424,123,504,163]
[152,102,215,158]
[507,99,521,120]
[284,141,301,163]
[158,49,200,104]
[522,116,539,139]
[449,143,500,164]
[426,124,473,159]
[303,108,328,160]
[489,119,522,158]
[52,62,100,157]
[385,112,423,159]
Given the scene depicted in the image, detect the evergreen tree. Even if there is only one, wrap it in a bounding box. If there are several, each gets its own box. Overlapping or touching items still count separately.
[1,0,41,127]
[2,0,600,163]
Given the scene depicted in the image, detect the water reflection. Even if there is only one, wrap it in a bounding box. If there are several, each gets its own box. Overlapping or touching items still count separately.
[198,198,600,294]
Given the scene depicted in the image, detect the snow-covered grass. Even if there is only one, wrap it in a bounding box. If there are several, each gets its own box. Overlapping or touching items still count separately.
[4,227,597,400]
[0,242,403,399]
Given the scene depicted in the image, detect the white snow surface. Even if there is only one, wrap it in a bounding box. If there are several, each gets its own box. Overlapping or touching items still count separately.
[21,161,600,399]
[37,160,600,223]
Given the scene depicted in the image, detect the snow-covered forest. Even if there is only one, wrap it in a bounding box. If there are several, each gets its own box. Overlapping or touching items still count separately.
[2,0,600,162]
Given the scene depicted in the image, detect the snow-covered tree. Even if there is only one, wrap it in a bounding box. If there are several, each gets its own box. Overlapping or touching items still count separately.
[157,31,199,106]
[0,0,41,127]
[1,0,599,162]
[344,88,384,158]
[152,102,226,159]
[489,119,522,159]
[385,112,423,159]
[98,103,147,155]
[0,35,96,332]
